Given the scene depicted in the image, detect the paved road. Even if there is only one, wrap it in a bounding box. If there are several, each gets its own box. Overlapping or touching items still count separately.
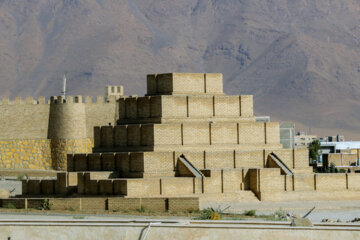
[202,200,360,222]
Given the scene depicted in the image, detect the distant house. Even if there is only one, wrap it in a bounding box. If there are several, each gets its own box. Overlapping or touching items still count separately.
[320,141,360,168]
[294,132,317,147]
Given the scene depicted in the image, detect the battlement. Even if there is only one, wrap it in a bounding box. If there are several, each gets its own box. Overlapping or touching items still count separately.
[49,95,118,104]
[0,96,47,105]
[0,95,120,105]
[146,73,223,96]
[105,85,124,98]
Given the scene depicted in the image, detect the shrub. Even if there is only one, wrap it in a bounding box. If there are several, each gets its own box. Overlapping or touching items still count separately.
[137,206,146,213]
[39,198,52,210]
[69,206,77,211]
[6,203,16,209]
[199,208,222,220]
[244,210,256,216]
[17,174,25,181]
[273,208,288,220]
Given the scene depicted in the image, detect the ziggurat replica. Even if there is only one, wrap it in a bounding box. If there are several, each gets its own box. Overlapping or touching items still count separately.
[1,73,360,211]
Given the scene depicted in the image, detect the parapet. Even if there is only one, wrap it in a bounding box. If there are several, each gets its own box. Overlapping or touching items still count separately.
[146,73,223,96]
[105,85,124,99]
[48,95,118,104]
[0,96,47,105]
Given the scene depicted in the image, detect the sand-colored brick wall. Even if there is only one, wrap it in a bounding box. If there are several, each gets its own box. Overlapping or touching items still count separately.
[188,96,213,117]
[114,126,127,147]
[143,152,175,172]
[95,121,275,149]
[268,149,294,169]
[238,122,265,144]
[293,174,315,191]
[347,174,360,190]
[328,153,357,166]
[0,199,26,209]
[265,122,280,144]
[249,168,285,193]
[50,198,80,210]
[81,198,107,210]
[203,170,222,193]
[183,123,210,145]
[222,169,242,193]
[259,168,285,192]
[126,178,161,197]
[109,198,141,211]
[205,73,223,94]
[235,151,264,168]
[102,153,116,171]
[0,97,50,139]
[173,73,205,94]
[161,96,187,118]
[240,95,253,117]
[293,148,309,168]
[175,151,205,169]
[100,126,113,147]
[0,197,200,212]
[84,97,118,138]
[214,96,240,117]
[147,73,223,95]
[168,198,199,212]
[125,97,138,119]
[205,151,234,168]
[154,124,182,145]
[315,174,347,191]
[137,97,151,118]
[115,153,130,174]
[0,139,51,169]
[211,123,238,144]
[161,177,195,196]
[127,125,141,146]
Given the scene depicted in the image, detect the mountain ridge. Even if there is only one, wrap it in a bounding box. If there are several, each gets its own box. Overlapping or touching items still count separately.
[0,0,359,138]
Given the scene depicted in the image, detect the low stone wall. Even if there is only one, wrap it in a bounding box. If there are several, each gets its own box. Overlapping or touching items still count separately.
[0,138,93,170]
[0,139,51,169]
[250,171,360,201]
[0,197,199,212]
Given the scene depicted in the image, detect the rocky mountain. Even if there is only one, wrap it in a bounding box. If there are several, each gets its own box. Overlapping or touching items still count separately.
[0,0,359,138]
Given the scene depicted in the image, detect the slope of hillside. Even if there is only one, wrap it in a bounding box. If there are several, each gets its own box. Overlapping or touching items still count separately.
[0,0,359,138]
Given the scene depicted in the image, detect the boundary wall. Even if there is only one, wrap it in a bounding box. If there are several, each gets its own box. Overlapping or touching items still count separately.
[328,153,357,166]
[249,170,360,200]
[0,197,199,212]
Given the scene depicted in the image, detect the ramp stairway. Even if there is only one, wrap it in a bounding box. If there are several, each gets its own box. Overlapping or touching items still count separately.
[269,153,293,176]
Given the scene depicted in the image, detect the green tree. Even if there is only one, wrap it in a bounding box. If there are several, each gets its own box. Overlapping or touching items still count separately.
[309,140,322,162]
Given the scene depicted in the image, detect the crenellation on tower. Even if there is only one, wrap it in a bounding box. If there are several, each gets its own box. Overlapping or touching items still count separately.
[37,96,46,104]
[105,85,124,100]
[0,86,124,170]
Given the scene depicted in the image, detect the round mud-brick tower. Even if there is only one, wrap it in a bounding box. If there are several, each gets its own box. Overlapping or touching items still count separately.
[48,95,89,170]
